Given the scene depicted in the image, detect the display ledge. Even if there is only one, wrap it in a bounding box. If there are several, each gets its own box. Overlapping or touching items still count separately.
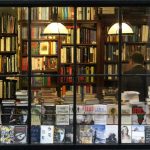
[1,144,150,150]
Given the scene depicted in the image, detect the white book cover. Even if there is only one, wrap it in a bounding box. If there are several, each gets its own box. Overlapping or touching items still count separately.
[40,125,54,143]
[121,125,131,143]
[105,125,118,144]
[56,105,69,114]
[107,104,118,124]
[131,125,145,143]
[56,114,69,125]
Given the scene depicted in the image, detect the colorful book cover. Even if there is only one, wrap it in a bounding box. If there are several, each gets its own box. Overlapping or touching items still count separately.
[79,125,93,144]
[1,125,14,144]
[132,104,146,125]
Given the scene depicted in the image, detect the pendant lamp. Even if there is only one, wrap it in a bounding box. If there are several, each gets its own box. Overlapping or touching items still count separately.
[42,22,68,36]
[108,22,133,35]
[41,7,68,36]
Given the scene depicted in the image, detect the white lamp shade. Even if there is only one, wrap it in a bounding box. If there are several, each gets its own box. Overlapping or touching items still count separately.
[43,22,68,35]
[108,22,133,35]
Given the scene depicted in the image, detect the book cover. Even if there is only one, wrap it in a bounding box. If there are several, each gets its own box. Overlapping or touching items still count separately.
[31,105,41,125]
[49,57,58,70]
[54,125,65,143]
[40,125,54,143]
[65,125,73,143]
[105,125,118,144]
[107,104,118,124]
[1,125,14,144]
[56,114,69,125]
[14,125,27,144]
[14,107,28,125]
[91,125,106,144]
[31,125,40,143]
[132,104,146,125]
[121,125,131,143]
[131,125,145,143]
[79,125,93,144]
[56,105,69,114]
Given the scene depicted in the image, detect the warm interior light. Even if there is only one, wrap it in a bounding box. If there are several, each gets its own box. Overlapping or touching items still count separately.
[108,22,133,35]
[42,22,68,35]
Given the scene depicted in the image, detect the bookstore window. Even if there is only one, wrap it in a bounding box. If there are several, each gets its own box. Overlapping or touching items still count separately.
[0,5,150,145]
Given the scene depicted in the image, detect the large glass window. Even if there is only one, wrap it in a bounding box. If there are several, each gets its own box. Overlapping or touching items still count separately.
[0,5,150,146]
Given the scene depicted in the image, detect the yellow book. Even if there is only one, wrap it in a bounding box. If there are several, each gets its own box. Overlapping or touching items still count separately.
[90,66,94,82]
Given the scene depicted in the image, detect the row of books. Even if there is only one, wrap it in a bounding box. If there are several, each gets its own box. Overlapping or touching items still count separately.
[23,41,58,56]
[0,54,18,73]
[60,66,95,83]
[105,44,150,62]
[19,7,97,21]
[61,46,96,64]
[1,13,16,33]
[0,36,17,52]
[1,124,150,144]
[1,80,16,99]
[22,57,57,71]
